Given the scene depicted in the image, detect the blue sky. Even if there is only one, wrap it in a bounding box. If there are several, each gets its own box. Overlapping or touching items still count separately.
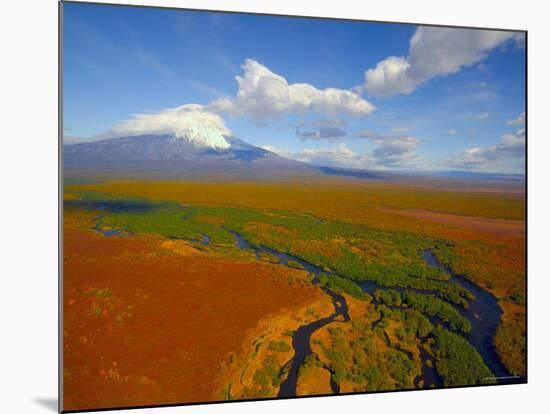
[63,2,526,173]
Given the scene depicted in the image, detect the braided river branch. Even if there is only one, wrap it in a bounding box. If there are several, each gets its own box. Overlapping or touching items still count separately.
[228,231,518,396]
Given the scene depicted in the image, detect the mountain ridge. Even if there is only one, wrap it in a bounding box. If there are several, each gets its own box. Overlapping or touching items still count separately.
[63,134,319,180]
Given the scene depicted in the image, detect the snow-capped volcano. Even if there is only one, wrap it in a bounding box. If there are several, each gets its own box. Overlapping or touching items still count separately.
[104,104,231,150]
[63,132,318,180]
[63,104,324,179]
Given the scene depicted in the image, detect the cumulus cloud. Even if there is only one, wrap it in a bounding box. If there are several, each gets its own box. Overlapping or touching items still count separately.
[446,128,525,170]
[364,133,425,168]
[97,58,375,147]
[265,130,426,170]
[362,27,518,97]
[210,59,375,119]
[499,128,526,156]
[507,111,525,126]
[263,143,371,169]
[102,104,232,149]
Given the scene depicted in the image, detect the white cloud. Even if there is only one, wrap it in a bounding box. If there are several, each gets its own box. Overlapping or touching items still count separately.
[362,27,517,97]
[447,128,525,171]
[263,143,371,169]
[97,58,375,147]
[210,59,375,119]
[365,133,425,168]
[500,128,526,156]
[447,147,490,169]
[266,131,426,170]
[447,129,458,135]
[102,104,232,149]
[506,111,525,126]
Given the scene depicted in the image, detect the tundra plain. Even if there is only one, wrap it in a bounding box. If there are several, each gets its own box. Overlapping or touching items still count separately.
[63,178,526,410]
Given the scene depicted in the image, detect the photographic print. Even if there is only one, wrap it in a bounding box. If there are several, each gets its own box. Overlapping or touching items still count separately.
[61,1,526,411]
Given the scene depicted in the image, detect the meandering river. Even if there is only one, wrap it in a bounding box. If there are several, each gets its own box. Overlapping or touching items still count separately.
[227,230,520,394]
[73,199,519,394]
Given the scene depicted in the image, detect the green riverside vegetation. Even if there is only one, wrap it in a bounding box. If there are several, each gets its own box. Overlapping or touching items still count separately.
[432,326,495,386]
[374,290,471,333]
[317,273,365,299]
[69,192,497,389]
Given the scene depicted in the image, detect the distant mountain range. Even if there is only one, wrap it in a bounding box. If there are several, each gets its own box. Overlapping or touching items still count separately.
[400,169,525,181]
[63,133,524,183]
